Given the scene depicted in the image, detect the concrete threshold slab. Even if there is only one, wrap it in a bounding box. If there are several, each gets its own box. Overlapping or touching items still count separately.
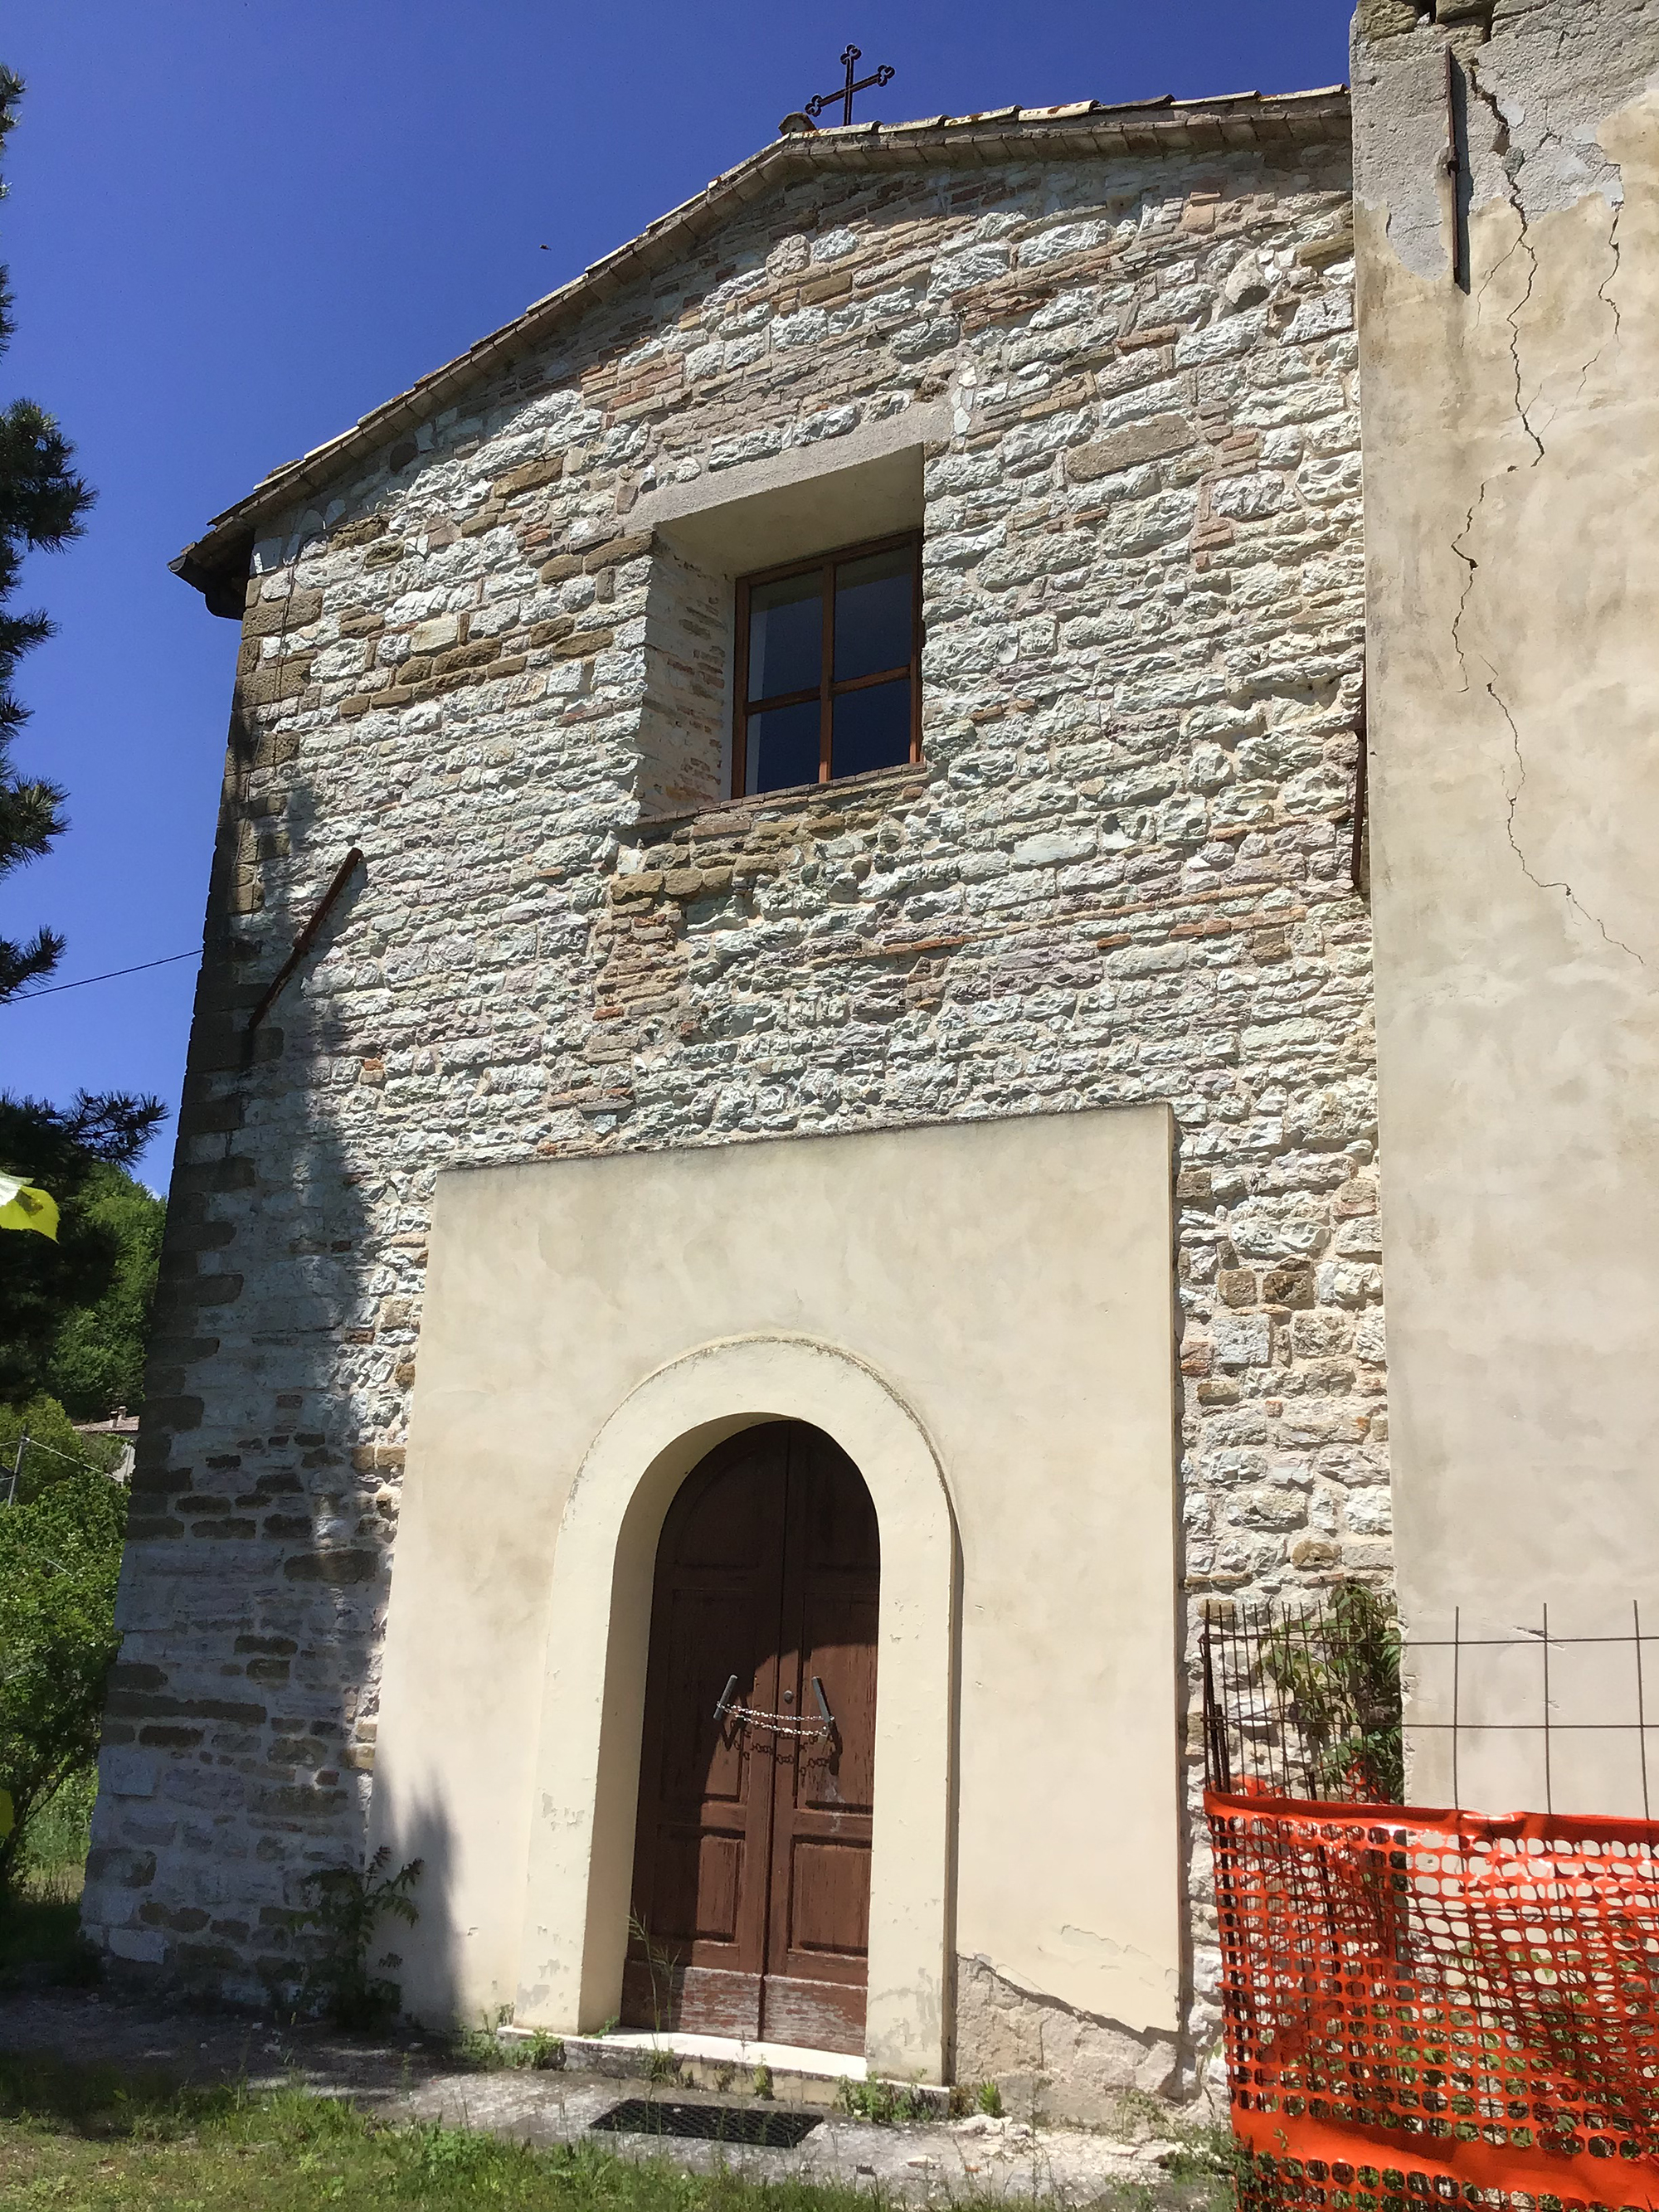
[499,2025,872,2105]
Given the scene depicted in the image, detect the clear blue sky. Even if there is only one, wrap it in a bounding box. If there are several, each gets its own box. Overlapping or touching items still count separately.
[0,1,1352,1186]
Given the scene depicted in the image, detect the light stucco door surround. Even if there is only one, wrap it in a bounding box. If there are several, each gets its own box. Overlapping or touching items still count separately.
[513,1334,956,2078]
[368,1106,1180,2078]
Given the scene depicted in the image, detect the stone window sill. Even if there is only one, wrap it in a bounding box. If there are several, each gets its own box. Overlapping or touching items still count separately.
[638,760,931,835]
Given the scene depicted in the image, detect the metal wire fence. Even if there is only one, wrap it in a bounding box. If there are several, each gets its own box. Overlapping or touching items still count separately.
[1201,1592,1659,2212]
[1201,1593,1659,1815]
[1200,1587,1403,1805]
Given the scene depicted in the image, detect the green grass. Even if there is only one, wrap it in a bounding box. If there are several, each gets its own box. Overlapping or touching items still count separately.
[442,2016,568,2073]
[0,2053,1239,2211]
[16,1771,98,1889]
[0,2054,843,2210]
[0,1768,101,1991]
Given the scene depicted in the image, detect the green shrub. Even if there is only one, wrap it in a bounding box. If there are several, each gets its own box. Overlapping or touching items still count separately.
[1261,1582,1404,1801]
[43,1164,164,1418]
[946,2078,1004,2119]
[0,1101,163,1414]
[17,1765,95,1895]
[0,1394,122,1502]
[0,1467,125,1887]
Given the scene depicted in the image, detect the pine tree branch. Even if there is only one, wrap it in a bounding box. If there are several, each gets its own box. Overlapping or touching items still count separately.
[0,928,67,999]
[0,773,68,858]
[1,1089,165,1165]
[0,70,98,956]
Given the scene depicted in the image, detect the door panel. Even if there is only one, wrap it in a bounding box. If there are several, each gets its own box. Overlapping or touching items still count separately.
[766,1428,880,2045]
[785,1838,873,1955]
[795,1596,878,1813]
[624,1434,786,2035]
[653,1827,743,1943]
[625,1423,878,2055]
[659,1591,755,1807]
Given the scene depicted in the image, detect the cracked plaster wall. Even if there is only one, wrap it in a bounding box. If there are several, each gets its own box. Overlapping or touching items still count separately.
[954,1955,1187,2124]
[1354,0,1659,1805]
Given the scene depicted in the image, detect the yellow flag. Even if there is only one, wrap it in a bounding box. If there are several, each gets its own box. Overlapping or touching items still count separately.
[0,1173,57,1240]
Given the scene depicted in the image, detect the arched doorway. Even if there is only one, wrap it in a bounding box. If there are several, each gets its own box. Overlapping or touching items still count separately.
[622,1419,879,2054]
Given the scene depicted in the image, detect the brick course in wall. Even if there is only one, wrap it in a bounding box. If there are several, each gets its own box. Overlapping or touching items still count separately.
[88,103,1380,2067]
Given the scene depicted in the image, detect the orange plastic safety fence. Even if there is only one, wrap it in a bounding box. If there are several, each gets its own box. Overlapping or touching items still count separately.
[1206,1788,1659,2212]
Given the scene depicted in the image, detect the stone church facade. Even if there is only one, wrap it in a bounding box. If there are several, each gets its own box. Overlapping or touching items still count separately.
[84,0,1659,2120]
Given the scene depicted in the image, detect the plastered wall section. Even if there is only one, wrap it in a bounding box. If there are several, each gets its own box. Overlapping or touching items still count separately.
[368,1106,1178,2073]
[1354,0,1659,1806]
[86,125,1385,2019]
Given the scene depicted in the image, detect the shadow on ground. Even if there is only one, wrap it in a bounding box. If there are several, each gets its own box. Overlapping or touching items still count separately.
[0,1896,100,1994]
[0,1986,1237,2205]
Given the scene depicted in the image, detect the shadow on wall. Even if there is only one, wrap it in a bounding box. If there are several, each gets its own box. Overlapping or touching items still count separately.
[79,839,422,2010]
[359,1777,460,2025]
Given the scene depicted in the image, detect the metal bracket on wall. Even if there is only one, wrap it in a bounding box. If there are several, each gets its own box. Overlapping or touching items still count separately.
[1441,48,1472,292]
[248,847,364,1031]
[1351,672,1370,897]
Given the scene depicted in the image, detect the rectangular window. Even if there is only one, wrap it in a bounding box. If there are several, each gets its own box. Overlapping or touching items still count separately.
[733,533,921,797]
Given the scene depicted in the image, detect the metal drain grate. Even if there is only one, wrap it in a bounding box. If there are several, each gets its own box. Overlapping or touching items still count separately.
[591,2098,822,2149]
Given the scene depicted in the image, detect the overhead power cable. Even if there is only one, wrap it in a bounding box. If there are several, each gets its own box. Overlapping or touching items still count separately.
[6,948,202,1001]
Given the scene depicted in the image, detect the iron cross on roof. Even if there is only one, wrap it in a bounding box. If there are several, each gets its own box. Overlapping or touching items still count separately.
[805,44,895,127]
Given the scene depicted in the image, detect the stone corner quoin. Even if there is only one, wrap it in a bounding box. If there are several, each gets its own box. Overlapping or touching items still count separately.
[88,121,1382,2005]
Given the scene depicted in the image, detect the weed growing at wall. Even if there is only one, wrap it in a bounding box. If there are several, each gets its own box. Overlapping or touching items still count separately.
[834,2076,934,2124]
[283,1847,422,2028]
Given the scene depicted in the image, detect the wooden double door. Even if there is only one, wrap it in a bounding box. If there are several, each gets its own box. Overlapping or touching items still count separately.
[623,1421,879,2054]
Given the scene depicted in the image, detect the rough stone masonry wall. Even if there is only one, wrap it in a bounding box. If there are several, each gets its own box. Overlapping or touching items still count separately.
[86,123,1384,2078]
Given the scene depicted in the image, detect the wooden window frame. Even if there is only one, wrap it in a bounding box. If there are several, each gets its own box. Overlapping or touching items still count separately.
[732,530,922,798]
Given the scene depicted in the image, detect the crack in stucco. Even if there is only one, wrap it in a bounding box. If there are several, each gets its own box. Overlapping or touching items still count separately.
[1467,64,1546,465]
[1448,484,1489,692]
[1574,201,1624,404]
[1473,210,1525,314]
[1486,675,1645,965]
[1443,63,1637,953]
[1598,199,1623,340]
